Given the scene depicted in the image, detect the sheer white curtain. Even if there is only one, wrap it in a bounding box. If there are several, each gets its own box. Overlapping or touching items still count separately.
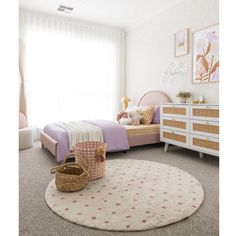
[19,10,125,126]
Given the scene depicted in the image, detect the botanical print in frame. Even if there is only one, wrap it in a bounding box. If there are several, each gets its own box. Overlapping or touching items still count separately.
[193,24,219,83]
[175,29,188,57]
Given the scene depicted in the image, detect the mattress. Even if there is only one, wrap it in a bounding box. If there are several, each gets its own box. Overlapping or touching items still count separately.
[124,124,160,137]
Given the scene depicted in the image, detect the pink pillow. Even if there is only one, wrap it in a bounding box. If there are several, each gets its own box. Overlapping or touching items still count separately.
[152,106,160,124]
[19,112,27,129]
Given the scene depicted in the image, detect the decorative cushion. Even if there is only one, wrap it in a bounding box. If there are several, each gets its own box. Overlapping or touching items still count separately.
[19,112,27,129]
[140,106,154,125]
[152,106,160,124]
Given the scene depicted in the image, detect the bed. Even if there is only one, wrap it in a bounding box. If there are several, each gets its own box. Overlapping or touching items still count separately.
[40,91,171,162]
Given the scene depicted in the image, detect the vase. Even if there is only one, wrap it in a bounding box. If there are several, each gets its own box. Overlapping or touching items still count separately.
[180,97,187,103]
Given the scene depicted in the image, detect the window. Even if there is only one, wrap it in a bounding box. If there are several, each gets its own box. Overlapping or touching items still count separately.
[20,12,125,126]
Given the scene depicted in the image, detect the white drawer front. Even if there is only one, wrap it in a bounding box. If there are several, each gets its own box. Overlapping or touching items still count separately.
[161,104,189,118]
[190,120,219,138]
[161,129,189,147]
[190,134,219,156]
[190,105,219,121]
[161,117,189,132]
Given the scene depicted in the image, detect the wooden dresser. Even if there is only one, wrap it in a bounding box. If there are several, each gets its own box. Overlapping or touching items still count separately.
[160,103,219,157]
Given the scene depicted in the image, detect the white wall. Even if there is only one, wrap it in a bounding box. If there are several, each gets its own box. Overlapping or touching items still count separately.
[126,0,219,104]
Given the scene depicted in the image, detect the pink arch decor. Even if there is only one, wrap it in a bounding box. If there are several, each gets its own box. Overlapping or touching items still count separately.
[138,90,171,106]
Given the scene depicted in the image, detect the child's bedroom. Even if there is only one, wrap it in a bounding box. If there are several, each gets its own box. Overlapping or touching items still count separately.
[2,0,235,235]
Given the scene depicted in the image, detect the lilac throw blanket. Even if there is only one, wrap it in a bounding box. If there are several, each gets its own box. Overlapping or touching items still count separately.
[44,120,129,162]
[44,123,69,162]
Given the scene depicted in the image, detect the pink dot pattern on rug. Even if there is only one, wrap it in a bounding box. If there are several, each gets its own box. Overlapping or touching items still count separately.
[45,159,204,231]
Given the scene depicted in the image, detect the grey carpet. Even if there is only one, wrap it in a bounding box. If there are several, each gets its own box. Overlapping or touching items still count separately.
[19,142,219,236]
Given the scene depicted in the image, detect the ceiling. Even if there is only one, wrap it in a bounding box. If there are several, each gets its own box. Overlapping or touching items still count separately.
[20,0,184,30]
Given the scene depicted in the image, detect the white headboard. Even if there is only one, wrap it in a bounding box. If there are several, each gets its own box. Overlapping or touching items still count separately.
[138,91,171,106]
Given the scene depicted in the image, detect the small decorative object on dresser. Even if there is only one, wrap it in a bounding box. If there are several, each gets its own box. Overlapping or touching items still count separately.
[191,95,204,104]
[176,91,191,103]
[160,103,219,158]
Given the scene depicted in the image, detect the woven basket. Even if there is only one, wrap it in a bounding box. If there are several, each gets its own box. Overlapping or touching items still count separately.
[51,153,89,192]
[73,141,106,181]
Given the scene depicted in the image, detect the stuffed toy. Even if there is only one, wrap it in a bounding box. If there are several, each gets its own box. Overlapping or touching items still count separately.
[131,114,143,125]
[129,110,143,125]
[116,111,132,125]
[119,117,132,125]
[116,111,128,121]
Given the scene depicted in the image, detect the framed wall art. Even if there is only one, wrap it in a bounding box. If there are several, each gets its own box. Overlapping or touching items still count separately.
[192,24,219,83]
[174,29,189,57]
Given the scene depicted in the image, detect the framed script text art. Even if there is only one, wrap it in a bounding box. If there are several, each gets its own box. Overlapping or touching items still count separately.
[174,29,189,57]
[192,24,219,83]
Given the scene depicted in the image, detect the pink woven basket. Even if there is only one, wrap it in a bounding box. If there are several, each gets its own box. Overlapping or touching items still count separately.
[73,141,106,181]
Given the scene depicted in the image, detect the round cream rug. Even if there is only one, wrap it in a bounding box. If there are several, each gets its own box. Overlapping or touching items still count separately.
[45,159,204,231]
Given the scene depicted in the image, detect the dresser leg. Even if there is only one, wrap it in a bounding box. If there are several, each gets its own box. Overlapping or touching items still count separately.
[164,143,169,152]
[199,152,204,158]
